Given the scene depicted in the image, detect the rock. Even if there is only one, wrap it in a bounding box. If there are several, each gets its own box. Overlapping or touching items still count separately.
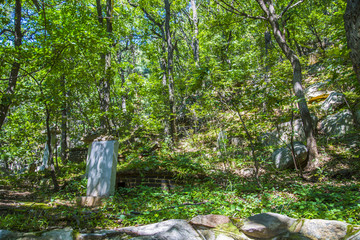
[272,142,308,170]
[77,230,128,240]
[260,115,318,147]
[214,234,234,240]
[4,227,74,240]
[320,110,355,137]
[0,230,17,240]
[321,92,346,112]
[190,215,230,228]
[305,81,329,99]
[194,222,250,240]
[296,219,348,240]
[241,212,296,239]
[118,219,202,240]
[39,227,73,240]
[259,132,279,147]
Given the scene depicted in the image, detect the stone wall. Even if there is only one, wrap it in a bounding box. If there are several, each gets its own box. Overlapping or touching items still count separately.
[116,170,183,189]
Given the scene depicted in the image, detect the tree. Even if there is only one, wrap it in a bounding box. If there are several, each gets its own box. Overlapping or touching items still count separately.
[96,0,114,130]
[216,0,319,169]
[344,0,360,86]
[128,0,178,143]
[0,0,23,132]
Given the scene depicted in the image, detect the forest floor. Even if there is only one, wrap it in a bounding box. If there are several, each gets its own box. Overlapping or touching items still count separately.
[0,132,359,232]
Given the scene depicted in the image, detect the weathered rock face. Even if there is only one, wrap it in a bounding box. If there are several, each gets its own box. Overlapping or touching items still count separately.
[272,142,308,170]
[0,227,73,240]
[241,213,296,239]
[321,92,346,113]
[305,81,329,99]
[260,116,318,147]
[320,110,355,137]
[190,215,230,228]
[118,219,203,240]
[298,219,349,240]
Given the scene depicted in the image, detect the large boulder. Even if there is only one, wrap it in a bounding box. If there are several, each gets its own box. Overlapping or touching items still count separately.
[118,219,202,240]
[305,81,329,99]
[0,228,74,240]
[272,142,308,170]
[240,213,360,240]
[241,212,296,239]
[260,116,318,147]
[297,219,349,240]
[190,215,230,228]
[320,92,346,113]
[319,110,355,137]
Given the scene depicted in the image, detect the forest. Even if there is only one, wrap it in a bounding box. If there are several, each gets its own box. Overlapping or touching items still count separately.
[0,0,360,238]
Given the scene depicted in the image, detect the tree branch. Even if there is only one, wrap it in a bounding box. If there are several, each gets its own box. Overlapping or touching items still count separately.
[31,0,41,11]
[0,29,14,36]
[279,0,304,19]
[215,0,267,20]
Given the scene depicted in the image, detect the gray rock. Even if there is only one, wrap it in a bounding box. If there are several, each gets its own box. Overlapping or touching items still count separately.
[305,82,329,99]
[7,228,74,240]
[321,92,346,112]
[298,219,348,240]
[320,110,355,137]
[77,230,129,240]
[0,230,17,240]
[260,115,318,147]
[215,234,234,240]
[118,219,202,240]
[241,212,296,239]
[39,227,73,240]
[259,132,279,147]
[272,142,308,170]
[190,215,230,228]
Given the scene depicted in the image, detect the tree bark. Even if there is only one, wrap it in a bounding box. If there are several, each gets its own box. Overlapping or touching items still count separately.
[60,76,68,164]
[191,0,199,63]
[256,0,318,169]
[344,0,360,86]
[96,0,113,130]
[45,106,59,192]
[165,0,177,143]
[0,0,22,132]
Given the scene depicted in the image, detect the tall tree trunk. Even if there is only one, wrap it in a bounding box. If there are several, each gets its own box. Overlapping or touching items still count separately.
[191,0,199,63]
[45,106,59,191]
[344,0,360,86]
[256,0,318,169]
[165,0,177,143]
[0,0,22,132]
[96,0,113,130]
[60,76,68,164]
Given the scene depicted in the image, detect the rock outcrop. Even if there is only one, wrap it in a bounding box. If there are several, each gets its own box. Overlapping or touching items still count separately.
[320,92,346,113]
[2,213,360,240]
[319,110,355,137]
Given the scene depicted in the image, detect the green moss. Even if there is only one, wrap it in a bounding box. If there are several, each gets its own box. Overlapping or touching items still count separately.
[289,219,305,233]
[344,225,360,239]
[214,222,244,240]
